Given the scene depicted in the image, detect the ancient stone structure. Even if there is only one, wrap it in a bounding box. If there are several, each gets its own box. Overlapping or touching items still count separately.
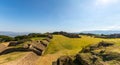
[0,34,53,65]
[0,35,52,55]
[8,41,21,46]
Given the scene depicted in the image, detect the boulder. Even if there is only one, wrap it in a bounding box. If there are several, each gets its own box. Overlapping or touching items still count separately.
[56,56,74,65]
[81,41,114,53]
[97,41,114,47]
[76,53,104,65]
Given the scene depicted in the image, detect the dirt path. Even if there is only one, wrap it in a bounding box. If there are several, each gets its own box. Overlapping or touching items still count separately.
[1,42,10,47]
[36,53,62,65]
[0,43,9,54]
[36,50,71,65]
[1,52,39,65]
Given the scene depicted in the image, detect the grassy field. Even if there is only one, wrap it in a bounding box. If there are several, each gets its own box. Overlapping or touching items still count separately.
[0,52,27,64]
[44,35,120,55]
[36,35,120,65]
[44,35,102,55]
[31,37,46,41]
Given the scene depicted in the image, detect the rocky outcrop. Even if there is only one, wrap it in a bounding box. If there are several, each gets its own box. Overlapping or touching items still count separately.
[76,53,105,65]
[54,41,120,65]
[53,56,74,65]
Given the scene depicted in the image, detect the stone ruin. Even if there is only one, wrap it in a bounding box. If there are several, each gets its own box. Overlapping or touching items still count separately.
[0,36,51,56]
[22,38,50,55]
[8,41,21,46]
[40,40,49,47]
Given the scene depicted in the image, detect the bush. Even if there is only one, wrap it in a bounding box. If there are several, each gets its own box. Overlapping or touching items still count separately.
[0,35,14,42]
[14,35,30,41]
[28,33,47,38]
[52,31,80,38]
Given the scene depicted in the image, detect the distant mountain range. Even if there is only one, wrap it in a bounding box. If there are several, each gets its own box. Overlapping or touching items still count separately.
[0,31,29,37]
[1,30,120,37]
[81,30,120,34]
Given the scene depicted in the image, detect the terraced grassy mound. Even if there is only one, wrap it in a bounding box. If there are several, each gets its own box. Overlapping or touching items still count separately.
[10,37,46,48]
[0,36,48,65]
[36,35,120,65]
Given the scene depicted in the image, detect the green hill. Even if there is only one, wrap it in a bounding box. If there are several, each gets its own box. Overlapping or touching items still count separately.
[36,35,120,65]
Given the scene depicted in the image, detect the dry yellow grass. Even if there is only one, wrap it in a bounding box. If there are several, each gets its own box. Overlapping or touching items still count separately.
[36,35,120,65]
[31,37,46,41]
[0,52,27,64]
[44,35,103,55]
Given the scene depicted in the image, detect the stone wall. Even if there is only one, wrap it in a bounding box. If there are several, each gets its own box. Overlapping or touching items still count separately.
[0,36,51,56]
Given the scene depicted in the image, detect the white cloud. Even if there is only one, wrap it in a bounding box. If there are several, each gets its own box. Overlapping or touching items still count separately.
[98,25,120,30]
[95,0,119,6]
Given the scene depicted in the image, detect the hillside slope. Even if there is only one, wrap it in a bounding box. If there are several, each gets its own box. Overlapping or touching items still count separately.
[54,41,120,65]
[36,35,120,65]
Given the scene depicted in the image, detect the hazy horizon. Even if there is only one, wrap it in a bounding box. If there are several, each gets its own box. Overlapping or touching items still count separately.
[1,0,120,32]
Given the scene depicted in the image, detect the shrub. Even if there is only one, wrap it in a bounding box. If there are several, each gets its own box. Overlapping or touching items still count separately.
[0,35,14,42]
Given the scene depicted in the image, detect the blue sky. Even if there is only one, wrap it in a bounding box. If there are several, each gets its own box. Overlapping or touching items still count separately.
[0,0,120,32]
